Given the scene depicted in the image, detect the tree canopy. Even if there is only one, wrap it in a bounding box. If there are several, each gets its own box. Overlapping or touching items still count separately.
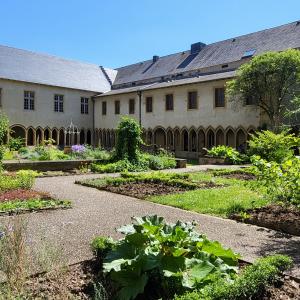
[226,49,300,131]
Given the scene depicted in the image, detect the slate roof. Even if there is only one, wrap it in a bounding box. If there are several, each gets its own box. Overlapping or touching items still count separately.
[99,71,235,97]
[113,21,300,86]
[0,45,112,92]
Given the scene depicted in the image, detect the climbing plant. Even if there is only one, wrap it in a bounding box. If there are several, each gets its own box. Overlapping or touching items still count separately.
[115,117,143,162]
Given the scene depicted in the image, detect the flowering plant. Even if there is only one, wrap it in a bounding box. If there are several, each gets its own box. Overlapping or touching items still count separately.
[71,145,86,153]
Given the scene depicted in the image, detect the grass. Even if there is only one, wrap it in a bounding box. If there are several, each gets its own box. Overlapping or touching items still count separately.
[148,170,269,217]
[0,198,71,214]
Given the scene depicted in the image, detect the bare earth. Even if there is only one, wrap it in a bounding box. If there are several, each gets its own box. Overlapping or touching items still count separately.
[0,165,299,278]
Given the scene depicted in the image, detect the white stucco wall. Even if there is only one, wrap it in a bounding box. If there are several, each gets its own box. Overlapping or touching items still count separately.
[0,78,96,130]
[95,79,260,130]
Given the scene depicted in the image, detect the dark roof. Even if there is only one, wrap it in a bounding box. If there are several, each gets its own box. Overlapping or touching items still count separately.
[0,45,113,92]
[113,21,300,86]
[98,71,235,97]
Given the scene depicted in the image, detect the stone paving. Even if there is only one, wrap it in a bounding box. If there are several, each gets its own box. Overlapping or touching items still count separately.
[0,165,299,277]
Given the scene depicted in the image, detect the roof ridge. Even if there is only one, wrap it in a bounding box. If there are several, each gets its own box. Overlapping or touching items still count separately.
[100,66,113,86]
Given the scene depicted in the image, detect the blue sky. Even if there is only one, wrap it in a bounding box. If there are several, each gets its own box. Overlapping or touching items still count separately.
[1,0,299,68]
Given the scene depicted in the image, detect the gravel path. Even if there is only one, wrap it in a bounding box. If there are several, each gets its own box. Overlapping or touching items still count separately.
[0,165,299,277]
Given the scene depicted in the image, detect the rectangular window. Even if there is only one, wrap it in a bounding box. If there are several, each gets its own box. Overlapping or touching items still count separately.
[146,96,153,113]
[115,100,120,114]
[165,94,174,111]
[245,96,257,105]
[129,98,135,114]
[214,88,225,107]
[54,94,64,112]
[24,91,35,110]
[188,91,197,109]
[102,101,107,115]
[81,97,89,114]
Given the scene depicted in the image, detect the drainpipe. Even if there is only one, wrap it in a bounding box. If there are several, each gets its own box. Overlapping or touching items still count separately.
[137,90,142,127]
[92,96,95,148]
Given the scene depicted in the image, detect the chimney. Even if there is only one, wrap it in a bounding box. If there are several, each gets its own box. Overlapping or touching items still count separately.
[190,42,206,54]
[153,55,159,63]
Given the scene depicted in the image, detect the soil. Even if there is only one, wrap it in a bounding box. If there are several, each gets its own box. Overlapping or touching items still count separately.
[101,181,217,199]
[0,189,52,202]
[14,260,300,299]
[221,173,256,181]
[231,204,300,236]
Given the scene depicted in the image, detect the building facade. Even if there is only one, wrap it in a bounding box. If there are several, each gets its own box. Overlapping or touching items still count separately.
[0,21,300,157]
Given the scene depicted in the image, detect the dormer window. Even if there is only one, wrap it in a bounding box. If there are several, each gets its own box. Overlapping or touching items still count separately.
[242,49,256,58]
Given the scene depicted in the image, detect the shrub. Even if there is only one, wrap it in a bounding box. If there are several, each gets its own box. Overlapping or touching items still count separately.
[206,146,246,164]
[0,113,9,145]
[247,130,299,163]
[0,171,37,191]
[91,236,115,258]
[114,117,143,162]
[102,215,240,300]
[8,137,25,151]
[252,156,300,205]
[175,255,292,300]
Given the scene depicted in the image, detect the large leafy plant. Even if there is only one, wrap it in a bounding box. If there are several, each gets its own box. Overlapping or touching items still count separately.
[206,145,246,164]
[102,215,240,300]
[247,130,299,163]
[252,156,300,205]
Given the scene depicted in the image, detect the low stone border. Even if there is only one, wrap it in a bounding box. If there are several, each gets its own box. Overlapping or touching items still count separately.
[199,156,232,165]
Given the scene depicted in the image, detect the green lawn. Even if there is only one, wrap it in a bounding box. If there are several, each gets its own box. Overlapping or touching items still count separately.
[148,171,269,217]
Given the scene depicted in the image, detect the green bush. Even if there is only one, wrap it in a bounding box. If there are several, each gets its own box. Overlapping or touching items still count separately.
[8,137,24,151]
[0,170,37,191]
[0,113,9,145]
[102,215,240,300]
[175,255,292,300]
[147,153,176,170]
[247,130,299,163]
[252,156,300,205]
[115,117,143,162]
[206,146,246,164]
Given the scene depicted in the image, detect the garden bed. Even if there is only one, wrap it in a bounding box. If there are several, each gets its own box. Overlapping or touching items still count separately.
[231,204,300,236]
[78,172,219,199]
[9,259,299,300]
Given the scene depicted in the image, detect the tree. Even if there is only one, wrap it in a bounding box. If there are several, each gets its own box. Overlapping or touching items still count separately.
[226,49,300,131]
[115,116,143,162]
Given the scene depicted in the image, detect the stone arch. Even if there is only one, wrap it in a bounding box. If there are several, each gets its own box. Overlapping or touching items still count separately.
[94,129,99,147]
[166,128,174,151]
[181,128,189,151]
[10,125,26,142]
[86,129,92,145]
[58,128,65,146]
[52,128,58,145]
[197,127,205,153]
[106,130,111,148]
[206,127,215,149]
[73,128,79,145]
[174,127,180,151]
[27,127,35,146]
[154,126,166,148]
[111,130,116,147]
[146,129,153,145]
[215,127,225,146]
[80,129,85,145]
[225,127,235,148]
[44,127,50,141]
[35,127,43,145]
[236,127,247,152]
[189,127,197,152]
[247,126,256,141]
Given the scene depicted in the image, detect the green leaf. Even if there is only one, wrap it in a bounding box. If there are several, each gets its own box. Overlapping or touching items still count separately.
[112,271,148,300]
[161,255,185,276]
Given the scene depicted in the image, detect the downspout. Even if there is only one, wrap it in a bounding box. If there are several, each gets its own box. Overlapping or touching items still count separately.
[137,90,142,127]
[92,96,95,147]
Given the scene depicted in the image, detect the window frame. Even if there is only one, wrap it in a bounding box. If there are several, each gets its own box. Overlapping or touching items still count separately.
[54,94,64,113]
[165,93,174,111]
[81,97,89,114]
[214,87,226,108]
[114,100,120,115]
[102,101,107,115]
[129,98,135,114]
[24,90,35,111]
[145,96,153,113]
[187,90,198,110]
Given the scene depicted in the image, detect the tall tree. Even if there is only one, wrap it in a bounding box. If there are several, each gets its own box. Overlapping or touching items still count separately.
[226,49,300,131]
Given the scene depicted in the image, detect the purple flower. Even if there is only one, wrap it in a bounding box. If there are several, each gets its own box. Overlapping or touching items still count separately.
[71,145,86,153]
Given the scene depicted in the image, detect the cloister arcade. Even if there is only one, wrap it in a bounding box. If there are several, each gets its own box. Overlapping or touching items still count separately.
[9,124,255,155]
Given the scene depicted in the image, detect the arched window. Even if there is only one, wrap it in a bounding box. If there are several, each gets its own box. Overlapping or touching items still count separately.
[198,129,205,153]
[52,129,58,145]
[216,129,224,146]
[154,128,166,148]
[174,129,180,151]
[44,128,50,141]
[27,128,35,146]
[167,130,174,150]
[36,128,43,145]
[80,130,85,145]
[189,129,197,152]
[59,129,65,146]
[226,129,235,147]
[207,129,215,149]
[86,130,92,145]
[182,129,188,151]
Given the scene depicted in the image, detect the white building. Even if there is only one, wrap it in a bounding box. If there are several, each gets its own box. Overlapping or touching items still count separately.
[0,21,300,157]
